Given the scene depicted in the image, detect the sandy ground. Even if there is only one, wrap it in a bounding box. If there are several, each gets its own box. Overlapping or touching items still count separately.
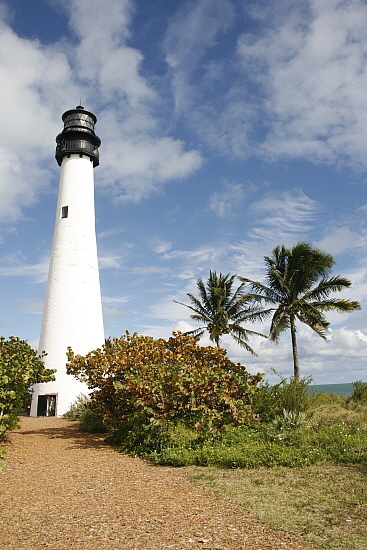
[0,417,310,549]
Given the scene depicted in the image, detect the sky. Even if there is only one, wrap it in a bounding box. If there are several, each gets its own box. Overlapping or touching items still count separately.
[0,0,366,385]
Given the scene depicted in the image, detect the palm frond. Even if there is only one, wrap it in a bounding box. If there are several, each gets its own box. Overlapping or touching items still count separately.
[269,309,290,342]
[182,327,206,339]
[237,277,281,303]
[302,277,352,301]
[173,298,208,319]
[229,323,267,339]
[308,298,361,312]
[230,331,258,356]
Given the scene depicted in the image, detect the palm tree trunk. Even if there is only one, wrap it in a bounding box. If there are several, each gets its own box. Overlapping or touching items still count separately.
[290,314,300,379]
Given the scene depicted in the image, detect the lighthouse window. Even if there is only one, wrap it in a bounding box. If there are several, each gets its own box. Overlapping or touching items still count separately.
[61,206,68,218]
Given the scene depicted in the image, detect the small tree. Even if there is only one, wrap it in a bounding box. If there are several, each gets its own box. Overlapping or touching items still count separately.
[174,271,267,355]
[67,331,264,433]
[0,337,55,438]
[239,242,361,379]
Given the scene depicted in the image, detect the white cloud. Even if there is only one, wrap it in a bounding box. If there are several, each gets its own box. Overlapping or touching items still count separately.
[68,0,151,106]
[173,320,195,334]
[163,0,367,168]
[98,254,122,269]
[315,227,366,256]
[103,307,129,319]
[226,188,322,280]
[209,180,246,218]
[127,266,171,275]
[102,295,131,304]
[153,240,172,255]
[163,0,259,158]
[99,135,202,203]
[164,0,234,112]
[232,324,367,383]
[163,244,228,264]
[0,255,49,283]
[238,0,367,166]
[148,296,184,321]
[21,300,44,315]
[0,19,74,226]
[250,188,321,241]
[65,0,204,202]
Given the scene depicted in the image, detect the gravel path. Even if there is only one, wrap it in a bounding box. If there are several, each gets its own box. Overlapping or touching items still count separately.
[1,417,310,549]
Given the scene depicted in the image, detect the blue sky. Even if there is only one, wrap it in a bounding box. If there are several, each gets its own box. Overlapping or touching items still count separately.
[0,0,366,384]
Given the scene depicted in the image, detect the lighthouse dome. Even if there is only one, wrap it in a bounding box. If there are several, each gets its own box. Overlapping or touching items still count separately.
[55,106,101,167]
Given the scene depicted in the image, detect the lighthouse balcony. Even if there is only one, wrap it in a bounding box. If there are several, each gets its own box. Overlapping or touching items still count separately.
[55,139,100,167]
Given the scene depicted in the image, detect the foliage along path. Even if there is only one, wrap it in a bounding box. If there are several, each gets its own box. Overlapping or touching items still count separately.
[1,417,310,550]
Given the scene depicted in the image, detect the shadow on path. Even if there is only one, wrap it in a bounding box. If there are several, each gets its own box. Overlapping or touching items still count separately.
[14,419,110,452]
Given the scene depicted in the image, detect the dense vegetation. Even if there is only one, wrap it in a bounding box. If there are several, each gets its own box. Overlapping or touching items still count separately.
[66,332,367,469]
[113,380,367,468]
[0,337,55,469]
[0,336,55,440]
[67,331,264,434]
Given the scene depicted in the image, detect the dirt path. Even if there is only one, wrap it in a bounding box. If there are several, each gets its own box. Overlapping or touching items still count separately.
[0,417,309,549]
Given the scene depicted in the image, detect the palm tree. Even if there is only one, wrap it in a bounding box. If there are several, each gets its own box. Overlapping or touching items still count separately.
[239,242,361,379]
[174,271,267,355]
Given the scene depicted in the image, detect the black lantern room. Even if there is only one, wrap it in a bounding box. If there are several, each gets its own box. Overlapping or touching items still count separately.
[55,105,101,167]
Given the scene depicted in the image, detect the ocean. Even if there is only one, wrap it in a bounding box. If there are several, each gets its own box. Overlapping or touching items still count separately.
[310,382,365,398]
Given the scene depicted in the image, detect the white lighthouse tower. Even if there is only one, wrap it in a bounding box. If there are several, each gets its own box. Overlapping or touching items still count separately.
[30,106,104,417]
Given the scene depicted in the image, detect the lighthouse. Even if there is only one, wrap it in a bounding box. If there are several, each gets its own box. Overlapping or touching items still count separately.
[30,106,104,417]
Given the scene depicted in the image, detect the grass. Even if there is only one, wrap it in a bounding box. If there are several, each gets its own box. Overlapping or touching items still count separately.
[185,463,367,550]
[131,420,367,468]
[180,396,367,549]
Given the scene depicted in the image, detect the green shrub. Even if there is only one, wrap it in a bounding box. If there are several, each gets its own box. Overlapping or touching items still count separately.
[0,336,55,439]
[347,380,367,404]
[301,423,367,463]
[108,418,170,454]
[274,375,313,413]
[143,425,325,468]
[309,402,367,429]
[310,391,346,407]
[251,380,276,421]
[252,373,312,422]
[122,419,367,469]
[63,394,90,420]
[79,409,106,433]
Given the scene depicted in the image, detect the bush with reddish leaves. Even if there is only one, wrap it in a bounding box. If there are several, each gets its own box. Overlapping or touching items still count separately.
[67,331,263,434]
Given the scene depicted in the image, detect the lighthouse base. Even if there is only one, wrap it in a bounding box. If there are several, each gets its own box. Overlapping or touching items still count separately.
[30,376,90,418]
[35,394,57,416]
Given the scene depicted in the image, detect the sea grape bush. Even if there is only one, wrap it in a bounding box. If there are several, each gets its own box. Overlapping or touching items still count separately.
[0,336,55,439]
[66,331,264,433]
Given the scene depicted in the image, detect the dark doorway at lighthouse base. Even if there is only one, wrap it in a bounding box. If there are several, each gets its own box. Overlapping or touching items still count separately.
[37,395,57,417]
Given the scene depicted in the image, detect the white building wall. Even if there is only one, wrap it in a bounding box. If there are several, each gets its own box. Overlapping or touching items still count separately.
[30,154,104,417]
